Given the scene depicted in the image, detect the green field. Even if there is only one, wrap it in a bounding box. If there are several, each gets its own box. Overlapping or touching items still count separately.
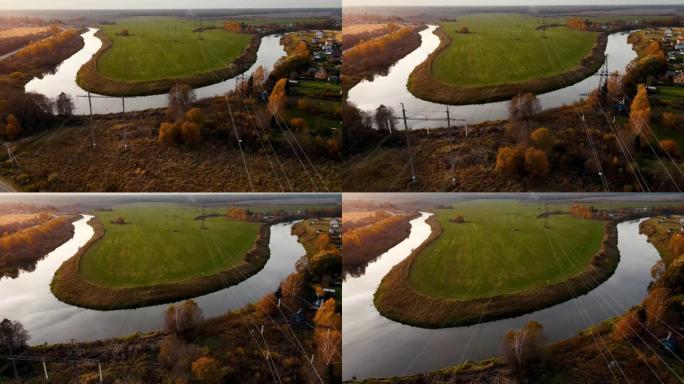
[431,13,598,87]
[81,203,260,288]
[408,201,605,300]
[98,17,252,82]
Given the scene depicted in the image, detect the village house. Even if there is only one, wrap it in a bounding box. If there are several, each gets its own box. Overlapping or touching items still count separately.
[329,219,340,236]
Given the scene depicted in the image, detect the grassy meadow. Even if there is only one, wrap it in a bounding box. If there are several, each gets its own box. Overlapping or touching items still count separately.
[98,17,252,82]
[408,200,605,300]
[80,203,260,288]
[431,13,598,87]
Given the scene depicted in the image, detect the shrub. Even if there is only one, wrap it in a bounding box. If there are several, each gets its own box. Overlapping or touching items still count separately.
[495,146,522,175]
[524,147,550,177]
[290,117,308,132]
[158,122,179,145]
[185,107,205,127]
[181,121,202,145]
[659,139,680,158]
[530,127,553,151]
[4,114,22,140]
[191,356,222,384]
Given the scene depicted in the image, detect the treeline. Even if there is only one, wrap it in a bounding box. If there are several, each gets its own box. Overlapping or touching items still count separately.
[0,27,55,56]
[0,28,83,75]
[0,212,51,236]
[0,215,75,274]
[342,23,400,50]
[342,26,422,90]
[342,213,413,274]
[342,210,391,233]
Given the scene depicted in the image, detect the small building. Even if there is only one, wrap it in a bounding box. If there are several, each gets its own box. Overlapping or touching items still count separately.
[315,30,324,39]
[329,219,340,235]
[675,72,684,85]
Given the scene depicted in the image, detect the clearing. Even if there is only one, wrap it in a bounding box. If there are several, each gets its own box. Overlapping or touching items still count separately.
[409,200,605,299]
[431,13,598,87]
[97,17,252,82]
[80,203,260,288]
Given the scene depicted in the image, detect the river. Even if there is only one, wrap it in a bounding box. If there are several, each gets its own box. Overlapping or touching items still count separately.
[342,212,661,380]
[24,28,286,116]
[347,26,638,129]
[0,215,305,345]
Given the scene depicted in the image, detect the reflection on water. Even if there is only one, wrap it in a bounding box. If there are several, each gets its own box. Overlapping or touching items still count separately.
[348,26,637,129]
[342,213,660,380]
[0,216,304,345]
[25,28,286,115]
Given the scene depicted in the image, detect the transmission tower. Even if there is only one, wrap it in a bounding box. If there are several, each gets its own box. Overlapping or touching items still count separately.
[598,54,610,108]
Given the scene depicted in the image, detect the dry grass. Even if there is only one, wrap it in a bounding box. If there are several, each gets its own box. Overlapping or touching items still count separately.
[341,210,376,224]
[0,27,50,39]
[342,23,387,36]
[0,213,40,225]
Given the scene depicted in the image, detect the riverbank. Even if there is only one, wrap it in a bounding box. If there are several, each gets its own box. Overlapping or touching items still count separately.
[0,214,79,278]
[50,216,272,310]
[407,25,608,105]
[342,25,425,94]
[76,30,261,96]
[373,215,620,328]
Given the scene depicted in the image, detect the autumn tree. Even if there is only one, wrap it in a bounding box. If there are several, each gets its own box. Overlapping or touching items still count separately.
[659,139,680,158]
[524,147,550,177]
[4,114,22,140]
[280,272,306,309]
[256,292,279,316]
[191,356,222,384]
[268,78,287,117]
[668,233,684,258]
[159,335,202,382]
[290,117,308,132]
[316,233,331,251]
[645,41,665,59]
[0,318,29,355]
[644,287,671,331]
[630,85,651,136]
[661,112,681,130]
[313,299,341,381]
[55,92,74,116]
[185,107,205,127]
[164,300,204,337]
[181,121,202,145]
[495,146,523,175]
[458,26,470,34]
[158,122,179,145]
[509,93,541,125]
[612,310,645,342]
[309,248,341,280]
[530,127,553,152]
[501,320,546,373]
[450,214,464,223]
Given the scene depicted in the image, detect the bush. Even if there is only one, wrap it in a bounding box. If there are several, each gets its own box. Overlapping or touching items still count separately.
[612,310,645,342]
[524,147,550,177]
[290,117,308,133]
[659,139,680,158]
[530,127,553,151]
[4,114,22,140]
[191,356,222,384]
[185,107,205,127]
[181,121,202,145]
[495,146,523,175]
[158,122,179,145]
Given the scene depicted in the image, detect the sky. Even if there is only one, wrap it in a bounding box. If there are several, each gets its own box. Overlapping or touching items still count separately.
[344,0,682,6]
[0,0,339,9]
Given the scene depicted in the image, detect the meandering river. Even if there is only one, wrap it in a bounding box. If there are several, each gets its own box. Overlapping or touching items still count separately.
[24,28,286,116]
[342,212,661,380]
[347,26,638,129]
[0,215,305,345]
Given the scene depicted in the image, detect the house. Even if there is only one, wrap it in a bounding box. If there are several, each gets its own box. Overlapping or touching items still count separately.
[329,219,340,235]
[664,29,674,42]
[315,30,324,39]
[675,72,684,85]
[315,68,329,80]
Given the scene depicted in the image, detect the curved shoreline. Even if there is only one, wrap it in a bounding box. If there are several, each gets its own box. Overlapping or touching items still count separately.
[76,30,261,97]
[50,216,271,310]
[374,214,620,328]
[406,26,608,105]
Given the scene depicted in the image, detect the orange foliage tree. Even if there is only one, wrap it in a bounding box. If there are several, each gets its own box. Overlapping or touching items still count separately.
[191,356,222,384]
[268,78,287,117]
[524,147,550,177]
[158,122,179,145]
[495,146,523,175]
[630,85,651,136]
[530,127,553,152]
[181,121,201,145]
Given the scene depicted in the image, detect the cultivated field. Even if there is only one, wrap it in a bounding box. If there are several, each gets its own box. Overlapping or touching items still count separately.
[0,26,50,38]
[409,200,605,300]
[0,213,40,225]
[80,203,260,287]
[342,23,387,35]
[98,17,252,82]
[342,211,376,224]
[431,13,598,87]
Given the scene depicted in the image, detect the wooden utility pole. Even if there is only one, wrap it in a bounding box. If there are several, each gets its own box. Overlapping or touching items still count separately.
[121,97,128,149]
[446,106,455,184]
[401,103,416,184]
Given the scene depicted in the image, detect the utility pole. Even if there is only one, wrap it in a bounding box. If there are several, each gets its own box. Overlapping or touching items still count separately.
[201,205,207,230]
[401,103,416,185]
[446,106,455,185]
[121,97,128,149]
[599,54,610,109]
[542,13,547,39]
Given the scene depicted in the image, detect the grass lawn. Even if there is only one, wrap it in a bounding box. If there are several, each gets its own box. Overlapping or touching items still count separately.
[432,13,598,87]
[80,203,260,288]
[408,200,605,300]
[98,17,252,82]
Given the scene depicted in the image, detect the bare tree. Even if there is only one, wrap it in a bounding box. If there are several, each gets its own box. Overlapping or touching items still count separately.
[509,93,541,125]
[55,92,74,117]
[374,104,397,133]
[164,300,204,336]
[167,83,196,121]
[501,320,546,373]
[0,318,29,354]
